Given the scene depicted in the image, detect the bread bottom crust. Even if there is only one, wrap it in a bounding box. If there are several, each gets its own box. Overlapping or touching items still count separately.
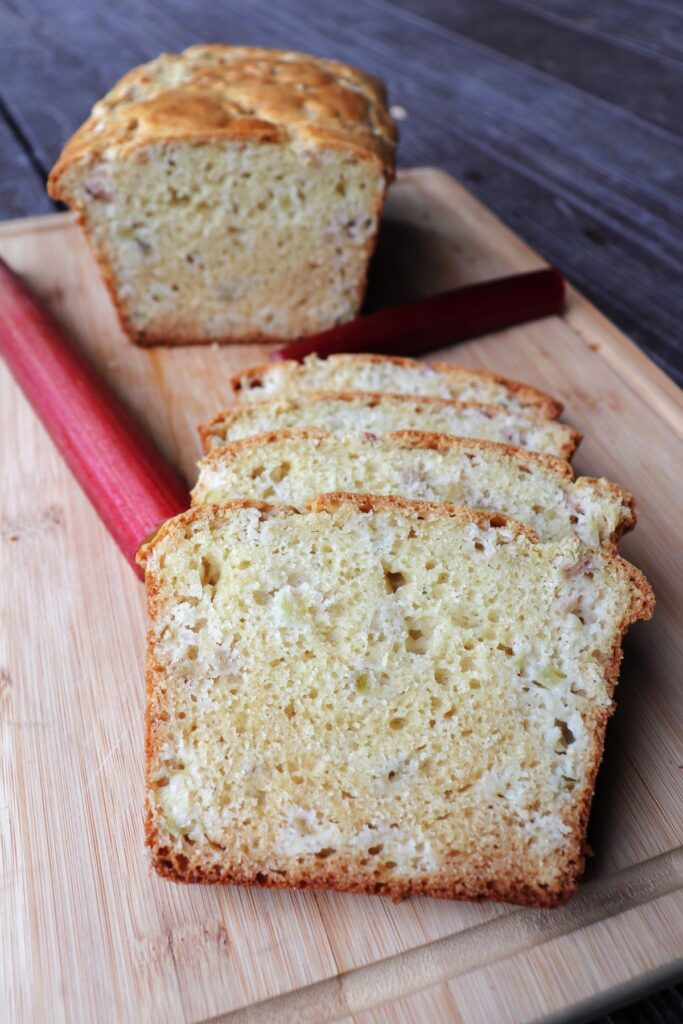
[146,813,581,909]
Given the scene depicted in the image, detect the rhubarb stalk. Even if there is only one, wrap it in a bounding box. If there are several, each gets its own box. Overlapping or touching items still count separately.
[271,268,565,362]
[0,259,189,575]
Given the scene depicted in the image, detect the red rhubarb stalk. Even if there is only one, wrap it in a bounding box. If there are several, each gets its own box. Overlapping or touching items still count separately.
[271,267,565,362]
[0,259,189,575]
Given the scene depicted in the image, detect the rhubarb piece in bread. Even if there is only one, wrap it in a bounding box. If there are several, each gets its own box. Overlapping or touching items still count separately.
[138,495,653,906]
[192,429,633,547]
[48,46,396,346]
[200,391,579,459]
[232,354,562,417]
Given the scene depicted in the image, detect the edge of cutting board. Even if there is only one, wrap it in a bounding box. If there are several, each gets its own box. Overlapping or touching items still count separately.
[416,169,683,437]
[209,848,683,1024]
[2,168,682,1024]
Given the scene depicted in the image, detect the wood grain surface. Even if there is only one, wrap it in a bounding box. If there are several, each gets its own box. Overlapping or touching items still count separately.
[1,168,681,1024]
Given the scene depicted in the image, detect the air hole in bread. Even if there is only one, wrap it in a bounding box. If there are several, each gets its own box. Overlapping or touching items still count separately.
[270,461,291,482]
[405,629,427,655]
[555,719,576,749]
[200,555,221,588]
[384,568,406,593]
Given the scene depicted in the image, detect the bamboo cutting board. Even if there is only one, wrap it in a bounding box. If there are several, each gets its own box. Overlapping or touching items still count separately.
[1,168,682,1024]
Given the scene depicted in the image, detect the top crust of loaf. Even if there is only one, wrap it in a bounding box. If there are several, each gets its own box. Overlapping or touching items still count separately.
[138,493,536,570]
[138,493,653,637]
[231,354,563,419]
[201,426,574,478]
[198,390,581,460]
[193,428,636,546]
[48,45,396,197]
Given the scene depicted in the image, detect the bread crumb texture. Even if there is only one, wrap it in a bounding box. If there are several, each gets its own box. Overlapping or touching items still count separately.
[200,391,578,459]
[142,498,652,906]
[192,430,633,547]
[232,354,562,418]
[48,46,396,345]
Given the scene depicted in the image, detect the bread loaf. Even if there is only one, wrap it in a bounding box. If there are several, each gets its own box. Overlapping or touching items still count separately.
[48,46,396,346]
[200,391,579,459]
[192,429,633,547]
[139,495,652,906]
[231,354,562,417]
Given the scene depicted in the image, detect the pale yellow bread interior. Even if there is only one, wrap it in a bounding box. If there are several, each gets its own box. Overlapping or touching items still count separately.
[140,495,652,906]
[192,429,633,547]
[48,47,396,345]
[232,354,562,418]
[200,391,579,459]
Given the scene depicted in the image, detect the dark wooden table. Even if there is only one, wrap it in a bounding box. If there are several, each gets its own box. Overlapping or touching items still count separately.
[1,2,681,1021]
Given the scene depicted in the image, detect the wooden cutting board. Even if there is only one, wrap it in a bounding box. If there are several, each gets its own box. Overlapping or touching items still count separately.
[1,168,682,1024]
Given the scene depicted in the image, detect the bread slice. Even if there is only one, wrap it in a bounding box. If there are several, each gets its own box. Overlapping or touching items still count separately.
[231,354,562,418]
[138,494,653,906]
[48,46,396,346]
[192,429,634,547]
[200,391,579,459]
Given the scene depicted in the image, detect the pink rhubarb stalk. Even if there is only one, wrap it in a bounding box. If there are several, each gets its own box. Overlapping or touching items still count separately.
[271,268,566,362]
[0,259,189,575]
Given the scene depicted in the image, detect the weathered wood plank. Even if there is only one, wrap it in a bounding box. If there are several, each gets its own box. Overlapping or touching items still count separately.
[385,0,683,132]
[500,0,683,65]
[0,3,152,171]
[0,108,52,217]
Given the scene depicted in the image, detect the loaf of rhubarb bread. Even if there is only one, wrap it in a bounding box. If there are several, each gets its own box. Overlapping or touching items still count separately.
[138,495,652,906]
[48,46,396,345]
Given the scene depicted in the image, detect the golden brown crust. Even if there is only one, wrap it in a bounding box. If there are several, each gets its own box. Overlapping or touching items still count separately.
[380,429,573,475]
[580,478,637,541]
[141,495,653,906]
[554,552,654,895]
[431,359,563,419]
[48,45,396,199]
[192,429,635,548]
[195,426,330,474]
[198,390,583,457]
[138,493,536,572]
[145,817,576,907]
[308,492,533,541]
[230,354,563,418]
[136,497,297,569]
[196,425,572,477]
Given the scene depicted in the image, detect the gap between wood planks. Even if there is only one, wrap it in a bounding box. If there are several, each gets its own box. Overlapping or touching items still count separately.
[0,93,50,185]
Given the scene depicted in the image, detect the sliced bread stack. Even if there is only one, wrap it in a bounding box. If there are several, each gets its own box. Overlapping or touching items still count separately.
[139,353,653,906]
